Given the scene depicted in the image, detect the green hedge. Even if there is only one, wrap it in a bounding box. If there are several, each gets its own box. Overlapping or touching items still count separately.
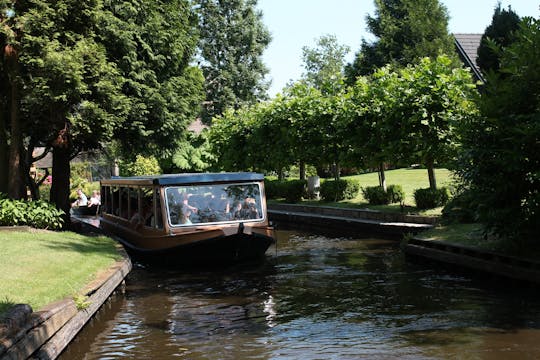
[0,195,64,230]
[320,179,360,202]
[362,184,405,205]
[414,187,450,210]
[264,179,307,203]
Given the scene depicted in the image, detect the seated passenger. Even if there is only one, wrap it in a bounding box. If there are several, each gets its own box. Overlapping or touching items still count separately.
[88,190,101,207]
[180,205,193,225]
[72,189,88,207]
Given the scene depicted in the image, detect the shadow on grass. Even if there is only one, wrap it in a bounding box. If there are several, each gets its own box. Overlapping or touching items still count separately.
[40,232,121,261]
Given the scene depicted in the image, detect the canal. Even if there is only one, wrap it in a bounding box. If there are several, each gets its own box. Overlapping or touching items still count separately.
[60,229,540,359]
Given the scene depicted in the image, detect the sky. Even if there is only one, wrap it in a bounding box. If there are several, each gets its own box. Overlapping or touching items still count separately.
[257,0,540,96]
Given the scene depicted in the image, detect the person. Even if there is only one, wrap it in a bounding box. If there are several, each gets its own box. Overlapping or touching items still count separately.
[72,189,88,207]
[180,205,192,225]
[131,202,153,227]
[88,190,101,207]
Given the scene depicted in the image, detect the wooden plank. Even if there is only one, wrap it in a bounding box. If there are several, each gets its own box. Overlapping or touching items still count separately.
[1,303,76,360]
[33,258,131,359]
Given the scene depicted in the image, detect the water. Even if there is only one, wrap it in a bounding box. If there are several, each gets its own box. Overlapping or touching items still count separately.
[60,230,540,359]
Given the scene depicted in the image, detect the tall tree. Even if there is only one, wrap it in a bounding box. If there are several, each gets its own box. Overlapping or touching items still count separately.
[476,3,520,74]
[100,0,203,161]
[301,34,350,95]
[457,17,540,243]
[345,0,456,83]
[196,0,271,123]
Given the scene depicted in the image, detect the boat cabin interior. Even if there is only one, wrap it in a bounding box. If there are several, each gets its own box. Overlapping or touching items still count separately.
[100,173,268,234]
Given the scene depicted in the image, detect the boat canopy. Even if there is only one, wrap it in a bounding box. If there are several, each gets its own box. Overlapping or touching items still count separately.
[101,172,264,186]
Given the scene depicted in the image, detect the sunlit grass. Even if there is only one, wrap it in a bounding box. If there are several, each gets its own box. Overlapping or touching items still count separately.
[0,230,120,317]
[275,168,455,216]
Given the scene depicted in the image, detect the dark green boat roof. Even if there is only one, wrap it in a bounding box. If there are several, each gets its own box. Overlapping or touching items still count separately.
[101,172,264,186]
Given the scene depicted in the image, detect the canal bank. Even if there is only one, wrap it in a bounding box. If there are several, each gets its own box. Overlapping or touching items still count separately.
[0,225,131,360]
[268,203,540,286]
[268,203,434,237]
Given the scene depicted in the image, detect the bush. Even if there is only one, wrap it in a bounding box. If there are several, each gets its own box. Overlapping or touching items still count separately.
[264,179,306,203]
[387,184,405,204]
[282,180,307,203]
[441,189,477,223]
[264,179,281,200]
[414,187,450,210]
[362,186,390,205]
[362,184,405,205]
[320,179,360,202]
[0,198,64,230]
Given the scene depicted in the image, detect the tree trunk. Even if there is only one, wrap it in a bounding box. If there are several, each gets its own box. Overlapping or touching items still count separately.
[299,161,306,181]
[0,108,8,195]
[278,168,284,181]
[427,159,437,190]
[51,145,72,227]
[378,162,387,191]
[7,74,25,199]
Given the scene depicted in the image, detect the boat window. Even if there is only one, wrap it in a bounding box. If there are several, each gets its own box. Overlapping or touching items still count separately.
[165,183,264,227]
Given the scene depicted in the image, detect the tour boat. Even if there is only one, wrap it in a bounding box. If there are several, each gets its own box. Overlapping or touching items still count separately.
[99,173,275,266]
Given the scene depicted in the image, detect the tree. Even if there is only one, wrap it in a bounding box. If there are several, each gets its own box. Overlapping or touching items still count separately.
[345,0,456,83]
[1,0,202,225]
[456,17,540,242]
[301,34,350,95]
[398,56,477,189]
[476,3,521,74]
[100,0,203,161]
[196,0,271,123]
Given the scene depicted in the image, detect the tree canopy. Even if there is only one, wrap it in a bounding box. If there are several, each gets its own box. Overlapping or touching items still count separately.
[476,3,521,74]
[196,0,271,123]
[456,17,540,242]
[345,0,456,83]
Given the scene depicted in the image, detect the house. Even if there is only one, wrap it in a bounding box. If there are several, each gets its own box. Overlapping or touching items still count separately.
[454,33,484,83]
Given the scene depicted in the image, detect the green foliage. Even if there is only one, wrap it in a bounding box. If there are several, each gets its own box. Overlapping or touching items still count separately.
[301,34,350,94]
[362,186,390,205]
[414,187,450,210]
[477,4,521,74]
[455,17,540,242]
[196,0,271,123]
[264,179,281,200]
[0,198,64,229]
[361,184,405,205]
[387,184,405,204]
[282,180,307,203]
[120,155,161,177]
[345,0,457,82]
[264,179,307,203]
[441,189,477,224]
[320,179,360,202]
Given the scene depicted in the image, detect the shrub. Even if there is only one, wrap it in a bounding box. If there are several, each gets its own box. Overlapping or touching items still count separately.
[282,180,307,203]
[414,187,450,210]
[0,198,64,230]
[362,186,390,205]
[264,179,280,200]
[321,179,360,202]
[441,189,477,223]
[387,184,405,204]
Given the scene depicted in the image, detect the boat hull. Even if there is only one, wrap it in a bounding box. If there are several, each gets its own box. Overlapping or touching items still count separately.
[116,231,274,267]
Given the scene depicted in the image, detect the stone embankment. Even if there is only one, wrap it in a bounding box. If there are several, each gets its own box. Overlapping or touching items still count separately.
[268,203,434,237]
[0,226,131,360]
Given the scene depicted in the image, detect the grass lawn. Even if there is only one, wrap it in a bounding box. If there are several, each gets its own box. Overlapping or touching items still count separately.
[279,168,455,216]
[0,230,121,317]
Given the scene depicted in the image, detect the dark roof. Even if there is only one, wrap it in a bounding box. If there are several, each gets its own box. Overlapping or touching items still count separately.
[101,172,264,186]
[454,33,484,83]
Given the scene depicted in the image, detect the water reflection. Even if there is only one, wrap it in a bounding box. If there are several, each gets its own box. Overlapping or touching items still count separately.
[60,230,540,359]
